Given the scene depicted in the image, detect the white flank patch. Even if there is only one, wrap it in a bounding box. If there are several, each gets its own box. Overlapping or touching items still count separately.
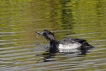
[58,42,81,52]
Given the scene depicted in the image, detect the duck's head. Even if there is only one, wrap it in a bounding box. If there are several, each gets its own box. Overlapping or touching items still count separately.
[36,30,56,42]
[36,30,58,54]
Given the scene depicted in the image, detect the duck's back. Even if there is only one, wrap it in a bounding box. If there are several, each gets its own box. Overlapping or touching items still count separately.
[60,38,86,44]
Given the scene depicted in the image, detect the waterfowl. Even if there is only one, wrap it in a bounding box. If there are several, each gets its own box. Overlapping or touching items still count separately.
[36,30,94,55]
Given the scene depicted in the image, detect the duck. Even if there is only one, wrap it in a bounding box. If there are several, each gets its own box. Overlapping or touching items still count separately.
[36,30,94,55]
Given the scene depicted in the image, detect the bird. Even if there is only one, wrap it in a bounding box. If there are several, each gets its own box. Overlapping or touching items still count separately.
[36,30,94,55]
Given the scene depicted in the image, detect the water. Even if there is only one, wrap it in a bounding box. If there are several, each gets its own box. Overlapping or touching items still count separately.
[0,0,106,71]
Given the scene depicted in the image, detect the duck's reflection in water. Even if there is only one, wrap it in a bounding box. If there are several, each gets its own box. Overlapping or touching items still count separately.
[36,51,86,63]
[43,53,56,62]
[36,52,56,62]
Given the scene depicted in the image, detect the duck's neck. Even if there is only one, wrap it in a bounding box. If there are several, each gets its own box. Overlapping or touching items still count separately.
[50,40,58,47]
[49,40,59,53]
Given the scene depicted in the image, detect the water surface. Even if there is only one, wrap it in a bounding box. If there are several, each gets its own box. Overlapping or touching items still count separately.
[0,0,106,71]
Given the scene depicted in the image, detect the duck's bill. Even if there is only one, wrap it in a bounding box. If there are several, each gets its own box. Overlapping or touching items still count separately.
[36,31,44,36]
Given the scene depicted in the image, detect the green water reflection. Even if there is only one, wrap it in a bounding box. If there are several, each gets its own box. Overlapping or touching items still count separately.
[0,0,106,71]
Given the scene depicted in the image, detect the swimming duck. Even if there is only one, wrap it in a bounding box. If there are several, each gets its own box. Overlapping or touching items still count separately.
[36,30,94,55]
